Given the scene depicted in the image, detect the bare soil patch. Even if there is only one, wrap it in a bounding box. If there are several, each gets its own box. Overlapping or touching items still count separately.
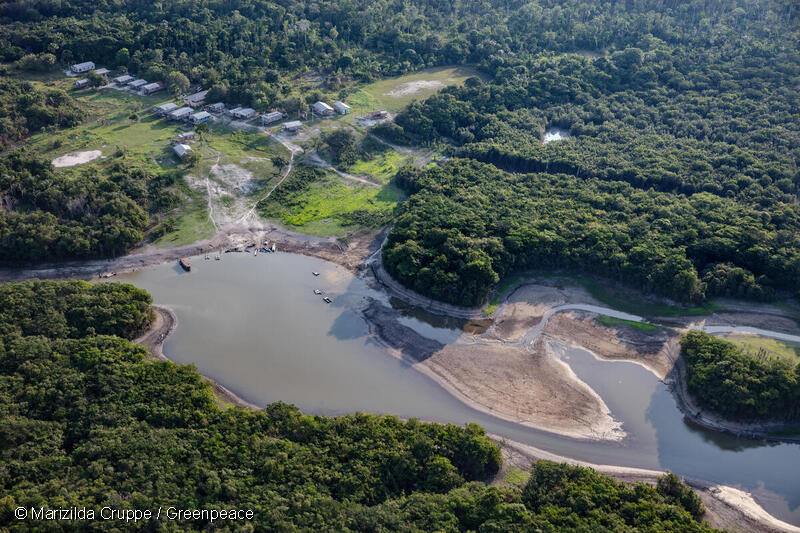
[384,80,447,97]
[52,150,102,167]
[543,311,679,379]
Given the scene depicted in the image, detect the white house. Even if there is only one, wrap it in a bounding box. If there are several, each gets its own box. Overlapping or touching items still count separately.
[154,102,179,115]
[261,111,285,125]
[190,111,212,124]
[93,68,111,76]
[141,82,165,95]
[112,75,134,85]
[74,79,90,89]
[177,132,195,143]
[129,79,148,90]
[311,101,334,116]
[229,107,256,120]
[207,102,226,113]
[333,102,351,115]
[168,107,193,121]
[173,144,193,159]
[70,61,95,73]
[283,120,303,133]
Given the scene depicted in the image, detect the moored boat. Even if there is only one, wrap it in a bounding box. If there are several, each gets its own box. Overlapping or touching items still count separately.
[322,297,332,304]
[314,289,322,295]
[179,258,191,271]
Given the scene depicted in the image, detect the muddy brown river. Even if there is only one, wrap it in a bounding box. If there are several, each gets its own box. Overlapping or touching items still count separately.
[116,251,800,526]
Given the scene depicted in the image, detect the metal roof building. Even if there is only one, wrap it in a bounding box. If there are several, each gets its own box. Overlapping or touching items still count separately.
[311,101,334,116]
[70,61,95,73]
[173,144,192,159]
[112,75,134,85]
[333,102,351,114]
[261,111,284,125]
[168,107,193,120]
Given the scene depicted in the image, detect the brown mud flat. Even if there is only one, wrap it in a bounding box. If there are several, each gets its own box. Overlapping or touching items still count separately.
[542,311,679,379]
[362,300,622,441]
[484,282,600,341]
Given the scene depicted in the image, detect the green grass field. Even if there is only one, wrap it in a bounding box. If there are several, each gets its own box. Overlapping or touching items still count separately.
[721,334,800,365]
[345,66,483,116]
[349,150,412,184]
[264,171,403,237]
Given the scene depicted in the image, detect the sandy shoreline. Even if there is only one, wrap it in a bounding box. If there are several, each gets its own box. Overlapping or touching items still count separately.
[0,224,386,283]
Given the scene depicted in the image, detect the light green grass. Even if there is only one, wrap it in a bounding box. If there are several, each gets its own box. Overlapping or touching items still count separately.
[721,334,800,364]
[345,66,483,116]
[595,315,660,332]
[152,208,216,247]
[504,467,530,486]
[268,172,403,237]
[349,150,411,184]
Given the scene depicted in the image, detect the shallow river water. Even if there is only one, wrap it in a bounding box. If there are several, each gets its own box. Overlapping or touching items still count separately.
[116,252,800,525]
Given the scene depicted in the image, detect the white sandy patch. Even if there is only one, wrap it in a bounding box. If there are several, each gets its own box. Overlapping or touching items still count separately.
[52,150,102,167]
[210,164,259,194]
[384,80,446,97]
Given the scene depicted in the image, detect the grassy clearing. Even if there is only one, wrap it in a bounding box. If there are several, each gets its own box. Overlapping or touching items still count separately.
[720,334,800,365]
[151,207,216,247]
[345,66,482,116]
[484,275,526,316]
[264,170,403,237]
[503,467,530,486]
[595,315,660,332]
[349,150,411,184]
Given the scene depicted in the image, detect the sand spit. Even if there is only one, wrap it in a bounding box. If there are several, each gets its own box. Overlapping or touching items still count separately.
[362,300,623,441]
[52,150,102,167]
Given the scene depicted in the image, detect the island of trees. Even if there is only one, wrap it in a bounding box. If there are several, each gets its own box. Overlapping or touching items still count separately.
[0,280,718,531]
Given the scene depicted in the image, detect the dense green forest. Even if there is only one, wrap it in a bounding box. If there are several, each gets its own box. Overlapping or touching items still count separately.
[0,280,716,531]
[0,76,84,147]
[680,331,800,422]
[0,150,181,262]
[380,0,800,305]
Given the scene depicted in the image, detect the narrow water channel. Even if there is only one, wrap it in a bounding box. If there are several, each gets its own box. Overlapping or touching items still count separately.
[116,252,800,525]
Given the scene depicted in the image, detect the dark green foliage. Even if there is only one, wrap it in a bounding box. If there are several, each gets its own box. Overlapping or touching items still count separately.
[384,0,800,305]
[383,159,796,306]
[0,280,152,339]
[0,282,715,531]
[323,128,358,166]
[680,331,800,421]
[0,77,84,147]
[0,151,181,262]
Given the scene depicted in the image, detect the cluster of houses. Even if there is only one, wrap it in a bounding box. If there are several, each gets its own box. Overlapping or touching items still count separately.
[71,61,167,96]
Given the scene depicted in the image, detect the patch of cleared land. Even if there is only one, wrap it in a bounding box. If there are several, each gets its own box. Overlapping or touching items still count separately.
[51,150,103,167]
[262,170,403,237]
[719,333,800,364]
[347,66,483,115]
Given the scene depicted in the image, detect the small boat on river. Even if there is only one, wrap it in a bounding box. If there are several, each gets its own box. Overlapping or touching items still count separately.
[271,243,276,252]
[215,253,221,260]
[322,297,332,304]
[314,289,322,295]
[179,258,191,271]
[312,271,320,276]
